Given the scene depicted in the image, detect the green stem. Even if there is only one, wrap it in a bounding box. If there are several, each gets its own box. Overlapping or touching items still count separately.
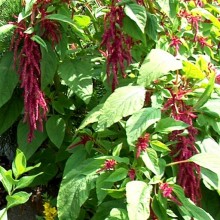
[166,159,190,167]
[144,0,155,14]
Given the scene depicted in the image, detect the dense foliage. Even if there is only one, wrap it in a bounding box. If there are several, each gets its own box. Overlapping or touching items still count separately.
[1,0,220,219]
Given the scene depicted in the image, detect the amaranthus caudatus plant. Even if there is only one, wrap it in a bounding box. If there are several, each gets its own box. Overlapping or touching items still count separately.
[1,0,220,220]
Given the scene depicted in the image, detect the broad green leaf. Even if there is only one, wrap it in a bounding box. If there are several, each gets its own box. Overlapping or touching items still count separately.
[201,168,220,193]
[106,208,129,220]
[0,95,23,135]
[31,35,48,51]
[0,24,15,39]
[73,15,91,29]
[79,104,103,130]
[155,117,189,133]
[97,86,146,131]
[0,167,14,194]
[189,153,220,174]
[58,59,93,104]
[126,107,161,145]
[141,149,165,175]
[46,14,75,26]
[18,121,47,160]
[150,140,170,152]
[199,99,220,118]
[0,208,7,220]
[40,44,58,90]
[96,172,114,205]
[124,3,147,33]
[194,71,215,110]
[146,12,158,41]
[152,195,168,220]
[0,52,18,108]
[105,168,128,182]
[173,184,214,220]
[6,191,32,209]
[12,149,26,179]
[126,181,152,220]
[57,158,104,220]
[123,16,146,43]
[14,173,42,190]
[137,49,182,87]
[46,115,66,148]
[92,200,126,220]
[183,60,205,79]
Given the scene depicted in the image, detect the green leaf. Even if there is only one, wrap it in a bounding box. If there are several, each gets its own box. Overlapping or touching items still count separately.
[96,172,114,205]
[124,3,147,33]
[201,168,220,193]
[123,16,146,43]
[0,208,7,220]
[189,153,220,175]
[126,107,161,145]
[137,49,182,87]
[146,12,158,41]
[150,140,171,152]
[106,208,129,220]
[97,86,146,131]
[0,95,23,135]
[12,149,26,179]
[155,117,189,133]
[183,61,205,79]
[46,115,66,148]
[0,52,18,108]
[141,149,165,175]
[79,104,103,130]
[0,167,14,194]
[105,168,128,182]
[46,14,75,26]
[73,15,91,29]
[152,195,168,220]
[173,184,214,220]
[194,72,215,110]
[17,121,47,160]
[6,191,32,209]
[57,156,104,220]
[15,173,42,190]
[31,35,48,51]
[40,44,58,90]
[58,59,93,104]
[199,99,220,118]
[0,24,15,39]
[126,181,152,220]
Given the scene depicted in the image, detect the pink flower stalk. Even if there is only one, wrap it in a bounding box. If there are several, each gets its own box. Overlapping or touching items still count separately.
[32,1,62,47]
[170,36,182,55]
[11,25,48,142]
[196,36,212,48]
[68,135,93,149]
[164,88,201,204]
[178,10,202,41]
[128,168,136,180]
[100,1,132,91]
[97,159,117,173]
[159,183,182,205]
[135,133,150,158]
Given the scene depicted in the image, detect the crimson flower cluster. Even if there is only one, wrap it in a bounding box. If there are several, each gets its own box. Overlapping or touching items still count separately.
[135,133,150,158]
[12,23,48,142]
[100,0,132,91]
[163,88,201,204]
[159,183,182,205]
[97,159,117,173]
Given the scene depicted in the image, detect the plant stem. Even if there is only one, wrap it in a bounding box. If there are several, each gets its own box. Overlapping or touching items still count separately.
[166,159,190,167]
